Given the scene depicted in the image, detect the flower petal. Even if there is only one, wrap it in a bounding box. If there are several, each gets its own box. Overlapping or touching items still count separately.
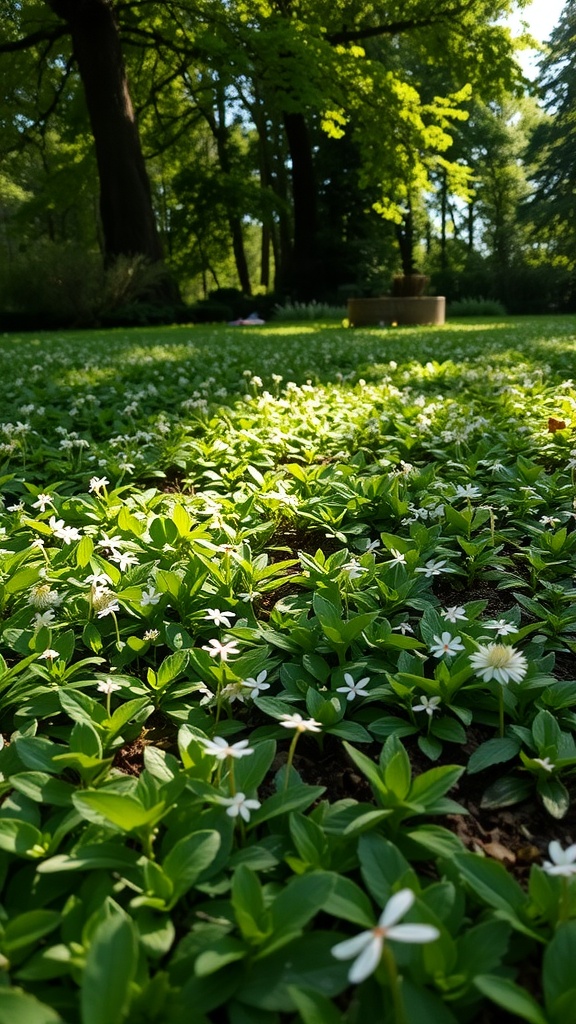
[348,936,383,984]
[379,888,414,928]
[331,930,373,961]
[386,923,440,943]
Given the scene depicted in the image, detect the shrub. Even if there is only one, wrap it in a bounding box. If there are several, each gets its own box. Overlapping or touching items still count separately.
[448,297,507,317]
[272,299,347,321]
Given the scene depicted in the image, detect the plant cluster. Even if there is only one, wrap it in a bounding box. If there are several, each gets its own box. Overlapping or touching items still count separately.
[0,316,576,1022]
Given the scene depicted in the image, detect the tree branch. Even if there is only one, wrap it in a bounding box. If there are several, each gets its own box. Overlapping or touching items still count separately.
[0,24,68,54]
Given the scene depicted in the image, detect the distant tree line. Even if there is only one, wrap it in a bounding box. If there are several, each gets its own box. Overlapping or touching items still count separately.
[0,0,575,322]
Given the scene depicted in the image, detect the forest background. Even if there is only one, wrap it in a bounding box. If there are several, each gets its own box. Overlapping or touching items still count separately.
[1,0,576,327]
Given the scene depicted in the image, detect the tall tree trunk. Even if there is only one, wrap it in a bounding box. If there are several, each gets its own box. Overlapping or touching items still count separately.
[395,205,417,276]
[281,111,318,299]
[45,0,164,267]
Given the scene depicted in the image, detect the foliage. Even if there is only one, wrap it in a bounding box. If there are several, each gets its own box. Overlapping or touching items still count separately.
[447,297,507,317]
[0,317,574,1019]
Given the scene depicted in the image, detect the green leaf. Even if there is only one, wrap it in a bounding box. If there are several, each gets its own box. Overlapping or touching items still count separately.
[271,873,335,935]
[3,911,61,958]
[475,975,548,1024]
[384,746,412,800]
[195,937,248,977]
[543,920,576,1018]
[467,737,521,775]
[453,854,527,915]
[81,908,138,1024]
[287,986,342,1024]
[231,865,270,942]
[38,842,140,874]
[236,933,348,1011]
[0,819,45,858]
[481,775,533,810]
[163,831,221,906]
[538,777,570,819]
[0,990,63,1024]
[322,873,375,928]
[73,791,165,832]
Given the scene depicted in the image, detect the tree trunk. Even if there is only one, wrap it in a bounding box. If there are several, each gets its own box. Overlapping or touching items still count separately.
[395,205,418,276]
[281,111,318,299]
[45,0,164,267]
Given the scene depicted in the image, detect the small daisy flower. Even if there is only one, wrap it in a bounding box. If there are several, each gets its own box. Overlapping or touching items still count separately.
[542,841,576,877]
[337,672,370,701]
[540,515,561,527]
[140,586,161,607]
[202,638,241,660]
[415,558,452,577]
[217,792,261,822]
[279,713,322,733]
[441,605,467,624]
[33,610,57,630]
[97,679,122,695]
[241,670,270,699]
[32,493,53,511]
[469,643,528,685]
[393,621,414,635]
[204,608,236,627]
[110,551,138,572]
[199,736,254,760]
[39,648,60,661]
[453,484,481,500]
[341,559,366,580]
[386,548,406,566]
[484,619,517,637]
[89,476,110,494]
[429,632,465,658]
[413,695,442,717]
[331,889,440,984]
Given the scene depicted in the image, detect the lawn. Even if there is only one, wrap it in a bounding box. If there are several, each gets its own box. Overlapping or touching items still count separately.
[1,315,576,1024]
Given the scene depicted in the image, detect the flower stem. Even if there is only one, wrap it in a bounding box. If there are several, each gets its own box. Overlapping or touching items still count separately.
[284,732,300,792]
[382,946,408,1024]
[498,686,505,738]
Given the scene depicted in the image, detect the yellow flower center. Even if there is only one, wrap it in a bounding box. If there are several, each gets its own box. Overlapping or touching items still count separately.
[487,645,513,667]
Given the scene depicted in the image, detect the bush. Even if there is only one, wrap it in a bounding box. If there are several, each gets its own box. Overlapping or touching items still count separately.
[272,300,347,321]
[0,240,103,327]
[448,297,507,317]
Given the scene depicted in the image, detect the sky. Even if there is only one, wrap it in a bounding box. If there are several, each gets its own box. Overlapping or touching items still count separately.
[508,0,566,75]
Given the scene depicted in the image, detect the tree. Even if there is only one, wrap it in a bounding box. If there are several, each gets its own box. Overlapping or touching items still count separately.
[1,0,166,274]
[527,1,576,265]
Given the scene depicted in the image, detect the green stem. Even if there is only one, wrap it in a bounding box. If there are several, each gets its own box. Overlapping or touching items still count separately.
[382,946,407,1024]
[498,686,505,738]
[284,732,300,793]
[227,756,236,796]
[559,877,572,924]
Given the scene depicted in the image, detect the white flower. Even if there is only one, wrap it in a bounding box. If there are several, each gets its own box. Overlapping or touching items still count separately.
[56,525,83,544]
[143,628,160,641]
[279,713,322,733]
[413,695,442,717]
[141,586,161,607]
[28,585,62,610]
[484,619,517,637]
[92,587,120,618]
[393,621,414,635]
[217,792,261,821]
[202,638,241,660]
[204,608,236,627]
[331,889,440,984]
[97,533,123,555]
[337,672,370,701]
[360,538,381,553]
[453,484,481,499]
[341,559,366,580]
[429,632,465,658]
[540,515,561,527]
[39,648,60,661]
[532,757,555,773]
[97,679,122,695]
[33,610,57,630]
[199,736,254,760]
[32,493,53,511]
[85,572,113,587]
[89,476,109,494]
[386,548,406,566]
[542,841,576,877]
[469,643,528,685]
[110,551,138,572]
[241,670,270,699]
[415,558,452,577]
[441,605,467,624]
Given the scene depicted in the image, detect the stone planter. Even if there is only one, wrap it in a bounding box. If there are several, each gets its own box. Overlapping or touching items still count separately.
[347,296,446,327]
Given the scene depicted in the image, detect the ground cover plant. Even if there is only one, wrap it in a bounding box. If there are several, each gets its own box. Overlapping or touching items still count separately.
[2,315,576,1023]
